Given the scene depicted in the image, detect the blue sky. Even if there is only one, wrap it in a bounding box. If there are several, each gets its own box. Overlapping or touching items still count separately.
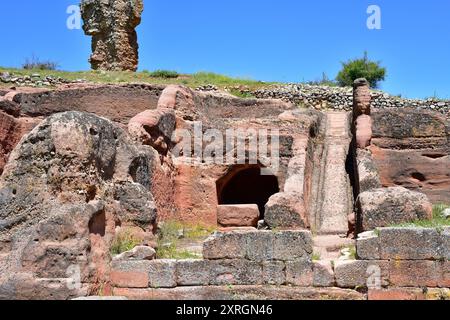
[1,0,449,99]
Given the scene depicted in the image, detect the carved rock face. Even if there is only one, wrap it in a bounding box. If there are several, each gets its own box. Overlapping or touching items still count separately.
[0,111,157,299]
[80,0,144,71]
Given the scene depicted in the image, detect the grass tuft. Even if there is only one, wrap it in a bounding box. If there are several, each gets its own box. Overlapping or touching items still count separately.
[391,203,450,228]
[155,220,215,259]
[110,230,141,255]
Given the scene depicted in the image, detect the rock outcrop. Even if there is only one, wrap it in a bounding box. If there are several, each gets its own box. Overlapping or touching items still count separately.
[371,109,450,203]
[80,0,144,71]
[357,187,433,230]
[0,111,157,299]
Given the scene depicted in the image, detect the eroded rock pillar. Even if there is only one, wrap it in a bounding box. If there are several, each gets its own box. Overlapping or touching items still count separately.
[80,0,144,71]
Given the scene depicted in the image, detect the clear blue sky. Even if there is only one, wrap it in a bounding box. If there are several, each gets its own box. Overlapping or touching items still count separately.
[1,0,449,99]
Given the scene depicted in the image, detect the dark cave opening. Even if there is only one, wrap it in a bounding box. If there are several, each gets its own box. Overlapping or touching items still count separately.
[216,165,280,218]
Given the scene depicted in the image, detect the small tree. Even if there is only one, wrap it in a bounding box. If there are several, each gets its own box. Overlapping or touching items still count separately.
[336,52,386,88]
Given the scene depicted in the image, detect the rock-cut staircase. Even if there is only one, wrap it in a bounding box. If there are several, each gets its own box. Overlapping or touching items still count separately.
[313,111,354,235]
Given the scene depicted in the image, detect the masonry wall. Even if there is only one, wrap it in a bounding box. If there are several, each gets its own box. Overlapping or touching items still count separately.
[109,228,449,300]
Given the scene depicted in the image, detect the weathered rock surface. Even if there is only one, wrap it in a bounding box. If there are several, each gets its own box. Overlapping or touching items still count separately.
[357,187,433,230]
[80,0,144,71]
[0,111,158,299]
[355,115,372,149]
[113,285,365,300]
[217,204,260,227]
[0,111,41,175]
[356,149,381,193]
[378,228,443,260]
[370,109,450,203]
[353,78,371,117]
[334,260,389,289]
[264,192,309,229]
[203,230,313,262]
[128,108,176,155]
[0,85,164,125]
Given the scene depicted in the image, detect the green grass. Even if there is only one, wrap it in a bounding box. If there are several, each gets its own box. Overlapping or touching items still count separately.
[144,69,179,79]
[340,245,356,260]
[0,67,271,91]
[155,220,215,259]
[391,204,450,228]
[110,230,141,255]
[312,252,321,261]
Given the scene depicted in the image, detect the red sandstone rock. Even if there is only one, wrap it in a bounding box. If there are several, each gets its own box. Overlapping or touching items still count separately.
[368,288,425,301]
[158,85,197,121]
[355,115,372,148]
[370,145,450,204]
[110,271,149,289]
[0,112,40,174]
[0,112,158,299]
[172,163,225,226]
[389,260,442,287]
[217,204,260,227]
[128,108,176,154]
[353,78,371,117]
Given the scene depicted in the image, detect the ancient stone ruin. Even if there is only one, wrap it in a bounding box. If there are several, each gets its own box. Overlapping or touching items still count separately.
[0,78,448,300]
[80,0,144,71]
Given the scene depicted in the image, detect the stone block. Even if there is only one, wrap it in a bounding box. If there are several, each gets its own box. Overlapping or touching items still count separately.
[285,260,314,287]
[368,288,425,301]
[272,230,313,261]
[264,192,309,229]
[112,246,156,261]
[246,231,274,262]
[110,271,149,288]
[356,230,380,260]
[440,261,450,288]
[389,260,441,287]
[262,261,286,285]
[110,260,152,288]
[176,259,211,286]
[217,204,260,227]
[203,231,247,260]
[313,261,335,287]
[203,230,313,262]
[442,227,450,261]
[334,260,389,289]
[147,259,177,288]
[357,187,432,230]
[355,115,373,149]
[379,228,442,260]
[209,260,263,286]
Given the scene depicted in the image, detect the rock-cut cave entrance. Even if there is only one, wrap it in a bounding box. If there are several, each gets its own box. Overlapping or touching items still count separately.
[216,165,280,218]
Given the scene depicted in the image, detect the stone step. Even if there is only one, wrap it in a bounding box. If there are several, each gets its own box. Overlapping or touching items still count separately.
[325,112,350,138]
[315,112,353,235]
[313,235,355,261]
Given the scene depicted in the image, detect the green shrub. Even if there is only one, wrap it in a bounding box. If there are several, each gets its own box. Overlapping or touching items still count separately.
[336,52,386,88]
[148,69,179,79]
